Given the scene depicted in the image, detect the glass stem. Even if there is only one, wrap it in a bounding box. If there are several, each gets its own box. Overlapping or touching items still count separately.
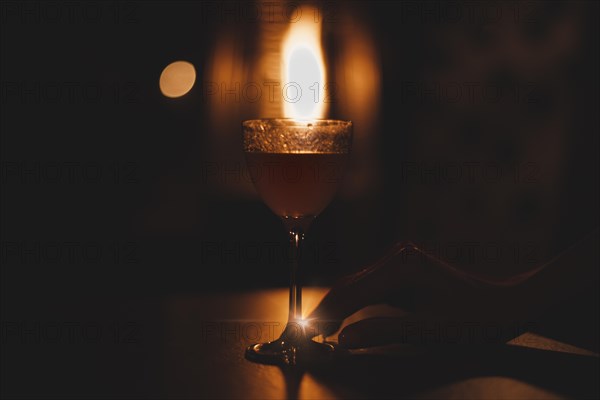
[287,226,304,324]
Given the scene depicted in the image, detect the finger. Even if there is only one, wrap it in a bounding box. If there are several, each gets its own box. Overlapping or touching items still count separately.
[338,317,407,349]
[307,243,418,337]
[306,283,380,337]
[339,316,523,348]
[307,270,394,337]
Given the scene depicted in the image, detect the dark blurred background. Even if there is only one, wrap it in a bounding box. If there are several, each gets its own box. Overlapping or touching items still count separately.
[1,0,598,397]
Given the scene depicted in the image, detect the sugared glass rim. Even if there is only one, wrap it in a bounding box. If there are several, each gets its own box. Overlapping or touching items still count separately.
[242,118,352,129]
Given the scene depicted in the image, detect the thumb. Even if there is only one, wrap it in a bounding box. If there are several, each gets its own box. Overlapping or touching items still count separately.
[308,242,419,337]
[338,317,408,349]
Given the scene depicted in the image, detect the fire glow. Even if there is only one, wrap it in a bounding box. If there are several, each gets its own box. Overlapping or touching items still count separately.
[281,5,327,121]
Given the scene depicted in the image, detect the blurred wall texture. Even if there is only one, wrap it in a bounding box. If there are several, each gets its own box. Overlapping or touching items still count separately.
[1,1,598,293]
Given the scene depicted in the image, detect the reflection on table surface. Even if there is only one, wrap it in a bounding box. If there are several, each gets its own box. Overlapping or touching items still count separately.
[164,288,599,399]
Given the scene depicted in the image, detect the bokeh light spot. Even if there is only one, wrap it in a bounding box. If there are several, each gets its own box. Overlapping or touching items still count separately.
[159,61,196,98]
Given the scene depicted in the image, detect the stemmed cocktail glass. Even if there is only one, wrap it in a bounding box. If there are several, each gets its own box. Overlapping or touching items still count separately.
[242,118,352,365]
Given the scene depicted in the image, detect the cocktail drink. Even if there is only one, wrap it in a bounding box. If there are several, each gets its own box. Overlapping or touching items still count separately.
[242,119,352,365]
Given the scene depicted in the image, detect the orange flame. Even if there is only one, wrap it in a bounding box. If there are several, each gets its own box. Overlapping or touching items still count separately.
[281,5,327,120]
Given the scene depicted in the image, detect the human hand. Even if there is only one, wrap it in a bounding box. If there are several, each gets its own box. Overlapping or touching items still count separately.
[307,242,528,349]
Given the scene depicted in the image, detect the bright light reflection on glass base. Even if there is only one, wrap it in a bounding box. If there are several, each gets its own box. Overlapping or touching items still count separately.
[245,323,334,366]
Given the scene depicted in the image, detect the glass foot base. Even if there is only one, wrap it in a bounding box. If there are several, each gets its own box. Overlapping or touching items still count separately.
[245,336,334,366]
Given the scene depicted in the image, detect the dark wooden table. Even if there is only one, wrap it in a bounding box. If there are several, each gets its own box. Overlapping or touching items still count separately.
[162,288,599,399]
[3,287,598,398]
